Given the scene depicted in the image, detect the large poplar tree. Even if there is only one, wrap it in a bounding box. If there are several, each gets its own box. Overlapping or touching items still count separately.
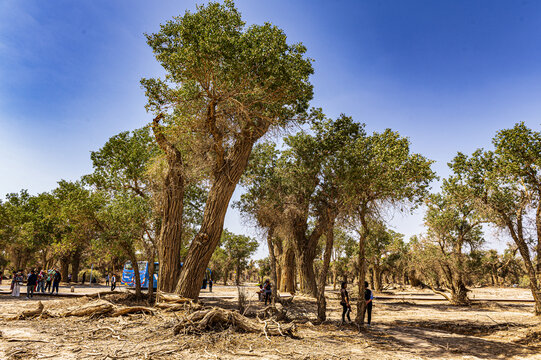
[141,1,313,297]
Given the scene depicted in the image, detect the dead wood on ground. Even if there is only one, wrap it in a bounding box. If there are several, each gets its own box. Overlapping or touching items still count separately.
[173,307,297,338]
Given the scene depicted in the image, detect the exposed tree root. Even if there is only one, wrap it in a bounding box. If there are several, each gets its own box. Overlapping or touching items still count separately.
[156,292,193,304]
[155,302,202,312]
[173,307,297,338]
[257,303,287,321]
[110,306,154,317]
[63,300,115,317]
[5,301,44,320]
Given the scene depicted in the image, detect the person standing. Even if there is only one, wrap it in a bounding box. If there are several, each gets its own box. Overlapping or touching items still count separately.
[68,273,72,284]
[340,281,352,325]
[364,281,374,327]
[263,279,272,306]
[208,278,213,293]
[82,272,86,285]
[11,272,22,297]
[45,271,52,293]
[105,274,110,286]
[36,270,44,293]
[51,269,61,295]
[0,270,3,285]
[26,270,38,299]
[110,274,116,291]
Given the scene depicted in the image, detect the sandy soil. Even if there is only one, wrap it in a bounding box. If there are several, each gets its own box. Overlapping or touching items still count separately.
[0,285,539,360]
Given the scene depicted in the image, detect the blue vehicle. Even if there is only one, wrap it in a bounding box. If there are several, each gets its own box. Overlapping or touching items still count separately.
[121,261,212,290]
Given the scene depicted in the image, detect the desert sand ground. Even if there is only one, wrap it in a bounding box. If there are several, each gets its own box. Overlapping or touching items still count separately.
[0,284,539,359]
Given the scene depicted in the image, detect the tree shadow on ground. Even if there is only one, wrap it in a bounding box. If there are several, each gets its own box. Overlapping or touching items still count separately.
[379,300,534,313]
[363,323,540,359]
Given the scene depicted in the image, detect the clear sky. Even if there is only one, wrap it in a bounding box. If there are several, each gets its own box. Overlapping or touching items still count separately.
[1,0,540,257]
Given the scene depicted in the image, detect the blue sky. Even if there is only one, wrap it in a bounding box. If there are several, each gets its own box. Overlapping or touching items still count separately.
[1,0,540,256]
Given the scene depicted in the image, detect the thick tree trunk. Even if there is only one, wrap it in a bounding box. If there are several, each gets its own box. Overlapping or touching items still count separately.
[274,239,283,290]
[450,241,469,305]
[156,166,184,293]
[266,227,279,305]
[317,219,335,322]
[60,256,70,284]
[291,217,325,297]
[71,249,81,283]
[176,138,255,300]
[280,245,296,294]
[153,114,185,294]
[296,249,318,296]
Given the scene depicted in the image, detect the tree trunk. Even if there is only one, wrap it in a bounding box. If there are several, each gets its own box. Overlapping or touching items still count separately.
[60,256,70,284]
[127,247,142,299]
[296,249,318,296]
[235,263,241,285]
[176,139,255,299]
[266,227,279,305]
[317,219,335,322]
[156,166,184,293]
[274,239,283,290]
[355,210,368,326]
[71,249,81,283]
[147,248,156,302]
[374,263,383,292]
[223,270,229,285]
[280,245,296,294]
[152,114,185,294]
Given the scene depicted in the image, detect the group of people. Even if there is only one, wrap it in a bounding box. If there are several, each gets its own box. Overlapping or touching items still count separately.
[256,279,374,326]
[10,269,62,298]
[340,281,373,326]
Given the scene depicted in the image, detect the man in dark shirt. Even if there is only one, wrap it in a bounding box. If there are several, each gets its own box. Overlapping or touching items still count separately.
[26,270,38,299]
[364,281,374,326]
[51,269,61,295]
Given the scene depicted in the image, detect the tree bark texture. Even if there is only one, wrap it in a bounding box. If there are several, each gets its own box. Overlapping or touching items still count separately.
[355,211,368,326]
[152,115,185,293]
[316,218,335,322]
[70,248,81,283]
[176,137,256,299]
[60,256,70,284]
[279,245,296,293]
[125,246,141,298]
[266,227,279,305]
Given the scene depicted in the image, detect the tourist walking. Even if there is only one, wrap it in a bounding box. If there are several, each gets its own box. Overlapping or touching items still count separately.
[51,269,61,295]
[110,274,116,291]
[26,270,38,299]
[364,281,373,327]
[340,281,352,325]
[208,278,213,292]
[105,274,110,286]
